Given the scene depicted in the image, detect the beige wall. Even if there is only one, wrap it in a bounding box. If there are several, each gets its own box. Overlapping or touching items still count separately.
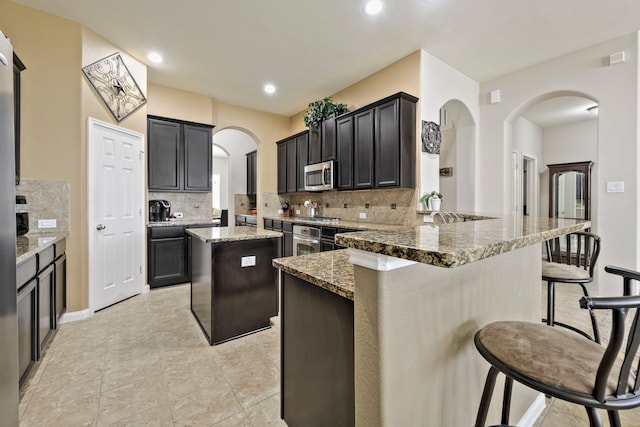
[148,84,212,125]
[289,51,422,135]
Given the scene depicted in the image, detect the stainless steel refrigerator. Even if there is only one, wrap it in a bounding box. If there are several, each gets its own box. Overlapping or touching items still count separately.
[0,30,20,426]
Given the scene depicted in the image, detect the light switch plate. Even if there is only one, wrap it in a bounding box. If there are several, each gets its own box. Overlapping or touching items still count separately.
[38,219,57,228]
[423,215,434,223]
[359,212,366,219]
[241,256,256,267]
[607,181,624,193]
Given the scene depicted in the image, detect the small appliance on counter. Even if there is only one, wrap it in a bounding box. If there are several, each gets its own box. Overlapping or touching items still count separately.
[149,199,171,222]
[16,195,28,235]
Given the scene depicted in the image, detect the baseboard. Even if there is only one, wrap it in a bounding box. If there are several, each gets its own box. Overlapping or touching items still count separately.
[58,309,93,325]
[517,393,546,427]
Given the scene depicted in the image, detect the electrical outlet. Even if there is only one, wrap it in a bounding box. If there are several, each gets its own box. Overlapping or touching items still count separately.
[296,209,301,215]
[241,256,256,267]
[423,215,434,223]
[359,212,366,219]
[38,219,57,228]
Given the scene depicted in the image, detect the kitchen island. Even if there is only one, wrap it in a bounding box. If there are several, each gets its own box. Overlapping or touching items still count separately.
[274,215,590,427]
[187,226,282,345]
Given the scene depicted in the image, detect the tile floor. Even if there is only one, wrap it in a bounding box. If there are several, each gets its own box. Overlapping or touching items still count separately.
[17,281,640,426]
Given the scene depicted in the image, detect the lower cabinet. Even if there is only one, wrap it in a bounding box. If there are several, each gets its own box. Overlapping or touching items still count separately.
[17,279,36,386]
[148,226,189,288]
[16,238,67,388]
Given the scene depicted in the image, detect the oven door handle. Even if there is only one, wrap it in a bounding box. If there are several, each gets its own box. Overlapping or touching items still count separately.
[293,235,320,245]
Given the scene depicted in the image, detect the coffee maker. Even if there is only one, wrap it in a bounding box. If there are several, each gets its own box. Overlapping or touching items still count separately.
[149,200,171,222]
[16,195,28,235]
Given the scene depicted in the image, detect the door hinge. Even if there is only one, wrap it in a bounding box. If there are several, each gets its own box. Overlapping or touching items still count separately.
[139,265,142,274]
[139,208,142,216]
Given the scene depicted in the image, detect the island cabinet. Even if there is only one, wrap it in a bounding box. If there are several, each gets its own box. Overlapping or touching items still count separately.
[336,92,417,190]
[188,227,281,345]
[147,116,214,192]
[16,237,67,387]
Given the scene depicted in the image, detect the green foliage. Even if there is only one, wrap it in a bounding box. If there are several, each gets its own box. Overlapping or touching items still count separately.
[303,97,349,128]
[420,190,443,206]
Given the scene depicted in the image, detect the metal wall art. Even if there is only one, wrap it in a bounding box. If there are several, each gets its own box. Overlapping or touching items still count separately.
[421,120,441,154]
[440,167,453,177]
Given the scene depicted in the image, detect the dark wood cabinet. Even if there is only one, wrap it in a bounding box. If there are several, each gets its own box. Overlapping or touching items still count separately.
[321,115,337,161]
[183,124,213,192]
[336,92,417,191]
[246,150,257,195]
[308,125,321,165]
[281,273,354,427]
[17,279,36,386]
[375,97,415,188]
[37,264,54,357]
[16,239,66,389]
[354,109,375,189]
[13,53,25,185]
[286,137,297,193]
[147,226,189,288]
[147,116,213,192]
[277,142,287,194]
[336,116,354,189]
[296,133,309,192]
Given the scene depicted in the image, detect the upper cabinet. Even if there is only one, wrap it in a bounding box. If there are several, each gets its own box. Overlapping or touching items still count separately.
[14,53,26,185]
[246,150,257,195]
[147,116,214,192]
[548,161,593,220]
[277,130,308,195]
[308,117,337,165]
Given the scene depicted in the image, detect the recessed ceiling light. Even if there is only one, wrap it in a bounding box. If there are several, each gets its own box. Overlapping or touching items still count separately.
[264,84,276,95]
[147,52,163,64]
[364,0,383,15]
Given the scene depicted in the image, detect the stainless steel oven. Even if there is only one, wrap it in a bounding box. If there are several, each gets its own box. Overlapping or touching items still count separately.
[292,225,321,256]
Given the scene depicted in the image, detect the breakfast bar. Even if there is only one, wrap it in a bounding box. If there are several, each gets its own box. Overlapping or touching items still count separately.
[274,215,590,427]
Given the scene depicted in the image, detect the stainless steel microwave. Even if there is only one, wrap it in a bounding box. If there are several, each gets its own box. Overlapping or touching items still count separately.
[304,160,334,192]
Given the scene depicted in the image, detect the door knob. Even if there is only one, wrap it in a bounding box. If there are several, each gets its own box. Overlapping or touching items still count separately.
[96,224,106,230]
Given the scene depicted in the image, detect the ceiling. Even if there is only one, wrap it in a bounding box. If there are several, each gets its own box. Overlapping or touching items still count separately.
[11,0,640,118]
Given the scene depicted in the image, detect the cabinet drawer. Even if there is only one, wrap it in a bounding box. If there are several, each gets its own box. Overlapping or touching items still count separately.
[149,226,185,239]
[245,216,257,226]
[54,239,66,258]
[17,256,37,290]
[37,245,55,270]
[264,219,273,229]
[321,226,337,240]
[283,221,293,232]
[272,220,282,231]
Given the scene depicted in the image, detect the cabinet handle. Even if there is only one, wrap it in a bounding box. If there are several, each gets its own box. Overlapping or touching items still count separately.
[96,224,106,230]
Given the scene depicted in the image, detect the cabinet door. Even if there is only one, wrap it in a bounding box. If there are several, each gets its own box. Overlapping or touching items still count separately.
[321,116,337,161]
[286,138,297,193]
[37,264,55,357]
[277,142,287,194]
[54,254,66,328]
[354,109,374,189]
[375,99,401,187]
[308,125,321,165]
[17,279,36,386]
[148,118,182,191]
[284,231,293,257]
[296,133,309,192]
[246,151,257,195]
[336,116,354,190]
[148,237,189,287]
[183,124,212,192]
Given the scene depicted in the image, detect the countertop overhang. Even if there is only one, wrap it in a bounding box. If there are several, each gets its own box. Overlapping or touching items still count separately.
[336,216,590,268]
[187,226,282,244]
[16,232,68,264]
[148,219,221,228]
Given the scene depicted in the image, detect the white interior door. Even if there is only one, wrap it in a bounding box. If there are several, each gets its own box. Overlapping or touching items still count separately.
[88,118,145,311]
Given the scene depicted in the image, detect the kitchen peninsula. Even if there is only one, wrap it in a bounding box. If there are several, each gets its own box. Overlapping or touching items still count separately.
[273,215,590,427]
[188,226,282,345]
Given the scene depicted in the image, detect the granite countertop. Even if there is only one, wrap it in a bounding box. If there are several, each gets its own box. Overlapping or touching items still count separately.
[336,216,590,268]
[16,233,68,265]
[273,250,354,300]
[263,216,404,231]
[187,226,282,243]
[148,219,221,228]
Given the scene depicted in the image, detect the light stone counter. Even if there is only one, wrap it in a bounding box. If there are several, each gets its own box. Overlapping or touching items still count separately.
[186,226,282,243]
[16,232,68,265]
[147,219,220,228]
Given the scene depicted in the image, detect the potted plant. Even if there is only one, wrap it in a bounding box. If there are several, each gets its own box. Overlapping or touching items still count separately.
[420,191,443,211]
[303,96,349,128]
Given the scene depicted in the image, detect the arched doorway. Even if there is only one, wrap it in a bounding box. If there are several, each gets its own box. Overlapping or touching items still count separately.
[437,100,476,212]
[512,95,598,224]
[211,128,259,221]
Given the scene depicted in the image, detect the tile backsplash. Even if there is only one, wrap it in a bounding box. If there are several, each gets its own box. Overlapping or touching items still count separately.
[276,188,419,225]
[16,180,70,233]
[148,192,212,221]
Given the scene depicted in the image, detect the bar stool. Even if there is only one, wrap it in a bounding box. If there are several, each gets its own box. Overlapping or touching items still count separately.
[542,231,601,342]
[474,265,640,427]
